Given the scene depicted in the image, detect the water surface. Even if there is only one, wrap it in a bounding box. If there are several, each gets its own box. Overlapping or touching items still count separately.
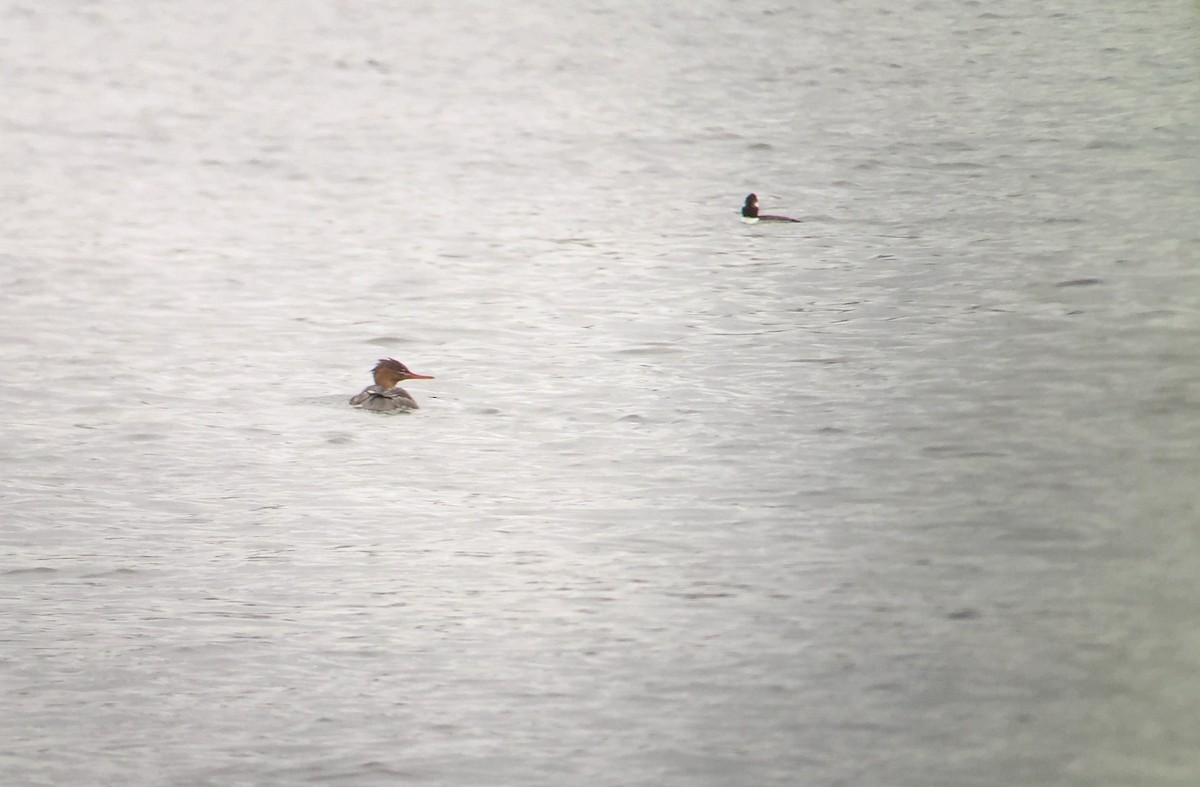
[3,1,1200,785]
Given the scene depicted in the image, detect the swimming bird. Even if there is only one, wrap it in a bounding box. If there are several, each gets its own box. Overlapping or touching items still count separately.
[349,358,434,412]
[741,193,800,223]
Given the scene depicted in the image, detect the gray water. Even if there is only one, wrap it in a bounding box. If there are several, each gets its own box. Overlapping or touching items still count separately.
[3,1,1200,785]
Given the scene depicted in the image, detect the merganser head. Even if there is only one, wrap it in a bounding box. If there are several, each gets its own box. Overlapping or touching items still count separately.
[741,193,759,218]
[371,358,434,388]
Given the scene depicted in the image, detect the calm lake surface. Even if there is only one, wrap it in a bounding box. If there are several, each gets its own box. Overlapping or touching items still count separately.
[3,1,1200,785]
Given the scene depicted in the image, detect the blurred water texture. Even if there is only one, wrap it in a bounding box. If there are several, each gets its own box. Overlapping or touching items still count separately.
[2,1,1200,785]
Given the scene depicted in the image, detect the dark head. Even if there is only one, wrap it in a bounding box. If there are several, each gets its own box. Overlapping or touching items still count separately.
[741,193,759,218]
[371,358,435,388]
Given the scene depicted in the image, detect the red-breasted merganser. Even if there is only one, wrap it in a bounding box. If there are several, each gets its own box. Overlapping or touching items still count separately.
[741,193,800,223]
[349,358,434,412]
